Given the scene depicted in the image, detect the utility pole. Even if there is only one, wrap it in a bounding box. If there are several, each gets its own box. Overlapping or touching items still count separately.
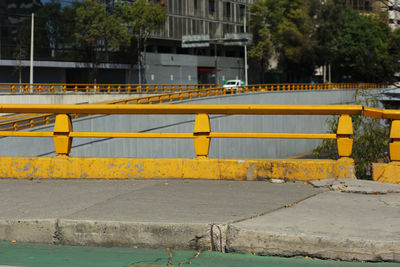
[29,13,34,88]
[328,64,331,83]
[214,42,218,85]
[244,6,248,85]
[137,38,141,87]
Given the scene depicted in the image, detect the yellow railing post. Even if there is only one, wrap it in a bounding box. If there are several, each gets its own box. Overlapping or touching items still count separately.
[193,113,211,158]
[53,114,73,156]
[336,114,353,158]
[389,120,400,161]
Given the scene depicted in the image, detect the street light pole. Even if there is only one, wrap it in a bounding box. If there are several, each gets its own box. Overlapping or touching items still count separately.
[214,42,218,85]
[244,6,248,86]
[29,13,34,88]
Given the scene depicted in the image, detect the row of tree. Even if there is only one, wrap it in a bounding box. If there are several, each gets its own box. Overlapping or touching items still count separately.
[249,0,400,83]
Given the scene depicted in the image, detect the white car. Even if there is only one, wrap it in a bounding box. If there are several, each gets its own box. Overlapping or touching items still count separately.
[391,82,400,88]
[223,80,245,93]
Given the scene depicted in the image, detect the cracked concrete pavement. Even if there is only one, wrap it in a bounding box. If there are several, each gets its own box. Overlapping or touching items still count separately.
[0,178,399,262]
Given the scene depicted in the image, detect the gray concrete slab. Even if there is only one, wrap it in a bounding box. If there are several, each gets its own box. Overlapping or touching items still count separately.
[228,191,400,262]
[309,179,400,194]
[0,179,322,250]
[63,180,322,223]
[0,180,162,219]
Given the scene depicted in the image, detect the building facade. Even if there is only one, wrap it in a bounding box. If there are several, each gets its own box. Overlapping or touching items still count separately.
[0,0,252,84]
[346,0,400,28]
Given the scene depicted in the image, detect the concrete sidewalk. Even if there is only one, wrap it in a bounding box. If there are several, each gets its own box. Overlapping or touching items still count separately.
[0,178,399,262]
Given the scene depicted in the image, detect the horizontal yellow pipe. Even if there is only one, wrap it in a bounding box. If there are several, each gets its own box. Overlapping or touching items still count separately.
[363,107,383,118]
[0,104,363,115]
[0,131,53,137]
[364,107,400,120]
[383,109,400,119]
[210,133,337,139]
[0,131,336,140]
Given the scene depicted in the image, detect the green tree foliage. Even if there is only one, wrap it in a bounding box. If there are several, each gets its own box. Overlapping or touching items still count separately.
[249,0,317,82]
[248,1,273,83]
[115,0,166,42]
[321,7,394,82]
[75,0,128,81]
[313,91,390,179]
[250,0,400,83]
[115,0,167,83]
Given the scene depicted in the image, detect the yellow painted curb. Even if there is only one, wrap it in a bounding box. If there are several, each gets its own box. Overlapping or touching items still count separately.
[372,162,400,184]
[0,156,355,180]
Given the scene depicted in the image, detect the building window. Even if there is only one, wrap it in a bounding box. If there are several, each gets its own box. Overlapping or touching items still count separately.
[209,0,216,19]
[168,16,173,38]
[364,1,371,11]
[177,0,182,15]
[239,5,245,23]
[168,0,173,13]
[194,0,198,16]
[223,2,231,21]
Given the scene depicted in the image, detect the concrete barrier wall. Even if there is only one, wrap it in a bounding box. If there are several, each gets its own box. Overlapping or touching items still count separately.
[0,89,382,159]
[0,93,145,105]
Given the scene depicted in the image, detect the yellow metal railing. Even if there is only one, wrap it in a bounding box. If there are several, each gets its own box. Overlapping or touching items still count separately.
[0,87,224,130]
[0,82,385,94]
[2,103,400,183]
[0,83,214,94]
[243,83,384,92]
[0,83,386,131]
[364,107,400,162]
[0,104,361,158]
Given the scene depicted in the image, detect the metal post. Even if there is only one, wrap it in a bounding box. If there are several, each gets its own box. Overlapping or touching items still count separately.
[328,64,331,83]
[0,23,2,59]
[29,13,34,88]
[138,38,141,87]
[244,6,248,86]
[214,42,218,85]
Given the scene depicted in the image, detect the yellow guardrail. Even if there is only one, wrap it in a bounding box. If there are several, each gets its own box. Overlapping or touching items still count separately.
[359,107,400,184]
[4,103,400,181]
[0,83,215,94]
[0,83,386,131]
[0,104,361,158]
[0,87,225,130]
[243,83,384,91]
[0,82,385,94]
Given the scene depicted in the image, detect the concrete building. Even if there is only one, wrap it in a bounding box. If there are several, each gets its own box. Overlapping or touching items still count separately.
[0,0,252,84]
[346,0,400,28]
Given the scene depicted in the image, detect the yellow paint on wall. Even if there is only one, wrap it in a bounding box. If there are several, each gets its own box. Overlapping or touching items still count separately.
[0,156,355,180]
[372,162,400,184]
